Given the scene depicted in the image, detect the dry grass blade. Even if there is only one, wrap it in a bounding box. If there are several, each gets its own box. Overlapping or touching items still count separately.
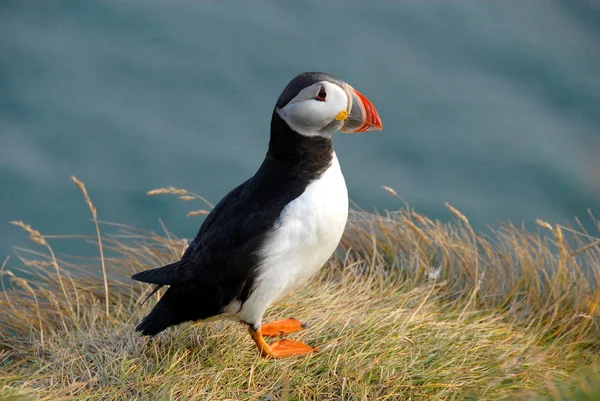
[147,186,214,208]
[536,219,555,232]
[187,210,210,217]
[381,185,397,196]
[571,240,600,257]
[147,187,188,196]
[70,175,109,316]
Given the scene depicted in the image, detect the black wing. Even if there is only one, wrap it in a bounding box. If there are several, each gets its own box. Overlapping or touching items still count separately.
[132,167,308,290]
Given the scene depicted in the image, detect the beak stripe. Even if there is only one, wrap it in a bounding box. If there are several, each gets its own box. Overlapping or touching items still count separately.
[339,84,382,133]
[353,89,382,132]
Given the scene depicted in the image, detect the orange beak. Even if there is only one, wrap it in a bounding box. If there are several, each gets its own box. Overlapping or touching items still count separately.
[340,84,383,133]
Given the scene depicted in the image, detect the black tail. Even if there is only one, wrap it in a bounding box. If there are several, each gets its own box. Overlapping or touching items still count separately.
[135,298,182,336]
[134,267,226,336]
[131,261,182,285]
[134,282,222,336]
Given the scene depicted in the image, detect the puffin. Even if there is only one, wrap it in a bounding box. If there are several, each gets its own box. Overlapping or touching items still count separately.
[132,71,382,358]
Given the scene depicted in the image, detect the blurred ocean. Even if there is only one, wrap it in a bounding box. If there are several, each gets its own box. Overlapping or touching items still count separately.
[1,0,600,259]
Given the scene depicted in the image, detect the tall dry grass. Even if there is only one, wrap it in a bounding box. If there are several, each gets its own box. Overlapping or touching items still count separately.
[0,177,599,400]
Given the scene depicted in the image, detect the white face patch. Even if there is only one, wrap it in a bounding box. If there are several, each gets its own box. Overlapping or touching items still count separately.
[276,81,349,138]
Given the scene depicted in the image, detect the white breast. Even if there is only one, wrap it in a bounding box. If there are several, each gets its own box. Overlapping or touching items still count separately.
[235,152,348,325]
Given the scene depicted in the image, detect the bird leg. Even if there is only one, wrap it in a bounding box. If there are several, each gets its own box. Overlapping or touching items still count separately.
[260,318,308,337]
[248,325,318,358]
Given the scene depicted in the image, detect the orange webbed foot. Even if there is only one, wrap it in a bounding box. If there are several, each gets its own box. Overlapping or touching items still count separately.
[261,318,308,337]
[248,324,317,359]
[268,339,318,358]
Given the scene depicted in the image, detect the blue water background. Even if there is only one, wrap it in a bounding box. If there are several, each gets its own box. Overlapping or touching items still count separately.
[1,1,600,260]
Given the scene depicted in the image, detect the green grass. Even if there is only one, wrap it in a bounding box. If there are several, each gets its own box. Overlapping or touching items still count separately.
[1,178,599,400]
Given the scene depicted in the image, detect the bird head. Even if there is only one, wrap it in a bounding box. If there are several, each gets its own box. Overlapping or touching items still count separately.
[275,72,382,138]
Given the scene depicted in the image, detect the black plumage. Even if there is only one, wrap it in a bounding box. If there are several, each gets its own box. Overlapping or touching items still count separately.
[132,72,340,336]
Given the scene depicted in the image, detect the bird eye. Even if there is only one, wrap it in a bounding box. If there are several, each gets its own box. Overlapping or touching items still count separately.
[315,87,327,101]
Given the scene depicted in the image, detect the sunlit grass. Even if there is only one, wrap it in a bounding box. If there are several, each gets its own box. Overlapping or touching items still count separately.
[1,177,599,400]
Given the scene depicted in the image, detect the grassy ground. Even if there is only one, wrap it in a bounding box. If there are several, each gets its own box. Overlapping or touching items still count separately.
[1,178,599,400]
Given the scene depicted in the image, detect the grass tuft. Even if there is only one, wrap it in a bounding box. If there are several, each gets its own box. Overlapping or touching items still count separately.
[1,180,599,400]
